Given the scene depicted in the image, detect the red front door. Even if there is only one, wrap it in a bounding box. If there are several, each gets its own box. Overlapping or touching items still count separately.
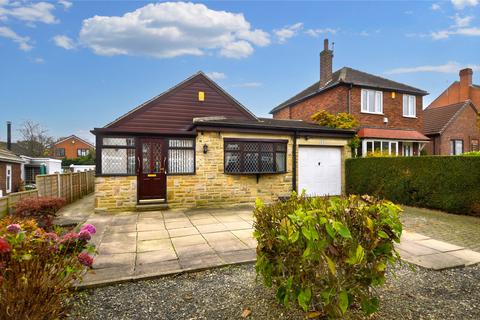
[138,138,167,202]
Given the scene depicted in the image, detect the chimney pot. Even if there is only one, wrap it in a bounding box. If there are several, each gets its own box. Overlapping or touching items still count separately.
[6,121,12,151]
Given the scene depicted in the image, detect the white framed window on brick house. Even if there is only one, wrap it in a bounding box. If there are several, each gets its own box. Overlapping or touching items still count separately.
[362,139,398,156]
[403,94,416,117]
[361,89,383,114]
[450,139,464,155]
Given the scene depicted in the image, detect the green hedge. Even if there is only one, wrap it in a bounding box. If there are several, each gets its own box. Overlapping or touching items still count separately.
[346,156,480,216]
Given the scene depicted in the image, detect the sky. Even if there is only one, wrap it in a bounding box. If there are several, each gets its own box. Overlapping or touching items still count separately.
[1,0,480,144]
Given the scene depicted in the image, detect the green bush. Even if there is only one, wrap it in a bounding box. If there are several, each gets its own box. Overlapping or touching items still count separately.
[346,156,480,216]
[462,151,480,156]
[254,193,402,318]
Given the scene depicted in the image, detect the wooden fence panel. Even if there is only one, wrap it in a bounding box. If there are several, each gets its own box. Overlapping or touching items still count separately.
[0,190,39,218]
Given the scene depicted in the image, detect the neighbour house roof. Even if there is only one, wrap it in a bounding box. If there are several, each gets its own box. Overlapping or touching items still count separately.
[270,67,428,114]
[95,72,258,135]
[0,141,30,156]
[424,100,478,135]
[192,117,356,137]
[54,135,95,148]
[0,147,24,163]
[357,127,430,141]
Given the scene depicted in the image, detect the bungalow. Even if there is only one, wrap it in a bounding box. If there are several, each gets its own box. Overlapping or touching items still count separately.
[0,148,23,197]
[92,72,355,212]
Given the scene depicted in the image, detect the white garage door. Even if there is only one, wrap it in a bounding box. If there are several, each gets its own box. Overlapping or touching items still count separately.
[298,146,342,196]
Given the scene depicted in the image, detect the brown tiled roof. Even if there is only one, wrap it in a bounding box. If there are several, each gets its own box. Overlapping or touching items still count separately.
[270,67,428,114]
[357,127,429,141]
[0,147,24,163]
[423,101,475,135]
[192,117,355,135]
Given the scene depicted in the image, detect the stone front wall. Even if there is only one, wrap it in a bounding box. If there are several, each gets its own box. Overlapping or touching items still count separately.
[167,132,294,209]
[94,132,351,211]
[95,176,137,212]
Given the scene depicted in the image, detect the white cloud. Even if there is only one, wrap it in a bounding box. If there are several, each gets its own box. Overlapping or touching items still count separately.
[404,10,414,15]
[79,2,270,59]
[432,26,480,39]
[58,0,72,10]
[0,26,33,51]
[53,35,75,50]
[0,1,58,24]
[386,61,480,74]
[33,57,44,63]
[273,22,303,43]
[206,72,226,80]
[431,3,441,10]
[305,28,337,37]
[452,13,474,27]
[232,82,262,88]
[451,0,479,9]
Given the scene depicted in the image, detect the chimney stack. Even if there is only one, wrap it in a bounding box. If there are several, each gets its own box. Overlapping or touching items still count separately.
[320,38,334,87]
[459,68,473,101]
[6,121,12,151]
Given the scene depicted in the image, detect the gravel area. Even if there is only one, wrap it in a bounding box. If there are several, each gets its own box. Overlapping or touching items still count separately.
[69,262,480,320]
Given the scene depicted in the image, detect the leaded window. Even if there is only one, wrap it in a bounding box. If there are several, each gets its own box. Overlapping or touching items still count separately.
[100,137,136,175]
[224,140,287,174]
[168,139,195,174]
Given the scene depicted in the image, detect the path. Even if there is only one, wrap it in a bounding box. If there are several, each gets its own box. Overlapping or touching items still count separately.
[59,196,480,287]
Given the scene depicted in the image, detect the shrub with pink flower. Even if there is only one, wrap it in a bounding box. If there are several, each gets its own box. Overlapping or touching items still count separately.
[80,224,96,235]
[6,224,21,234]
[0,238,10,253]
[77,252,94,267]
[78,230,92,241]
[0,218,96,319]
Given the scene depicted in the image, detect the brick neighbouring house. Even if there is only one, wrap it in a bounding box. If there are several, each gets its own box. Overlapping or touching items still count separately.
[424,68,480,155]
[52,135,95,159]
[92,72,355,212]
[0,148,23,197]
[270,39,430,156]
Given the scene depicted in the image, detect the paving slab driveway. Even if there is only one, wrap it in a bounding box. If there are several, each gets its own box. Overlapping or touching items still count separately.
[81,208,256,287]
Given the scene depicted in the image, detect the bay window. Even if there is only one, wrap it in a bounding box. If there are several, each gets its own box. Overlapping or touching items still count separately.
[363,139,398,156]
[403,94,416,117]
[361,89,383,114]
[224,139,287,174]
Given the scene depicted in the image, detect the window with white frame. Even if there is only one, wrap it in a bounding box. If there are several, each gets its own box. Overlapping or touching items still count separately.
[363,139,398,156]
[361,89,383,114]
[403,94,416,117]
[450,139,463,155]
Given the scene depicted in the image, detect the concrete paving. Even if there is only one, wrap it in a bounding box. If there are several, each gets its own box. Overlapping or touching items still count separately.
[79,208,256,288]
[396,231,480,270]
[61,196,480,288]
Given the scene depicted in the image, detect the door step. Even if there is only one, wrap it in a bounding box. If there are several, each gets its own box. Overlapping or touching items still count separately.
[135,203,169,212]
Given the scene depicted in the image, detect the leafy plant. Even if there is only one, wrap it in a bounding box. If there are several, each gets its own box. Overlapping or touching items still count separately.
[254,193,402,318]
[0,217,96,319]
[14,197,66,230]
[311,110,359,129]
[462,151,480,156]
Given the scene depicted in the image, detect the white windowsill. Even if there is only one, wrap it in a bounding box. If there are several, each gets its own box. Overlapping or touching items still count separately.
[403,115,417,118]
[361,111,384,115]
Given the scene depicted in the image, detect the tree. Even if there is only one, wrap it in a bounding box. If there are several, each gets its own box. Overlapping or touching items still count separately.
[16,120,54,157]
[310,110,359,129]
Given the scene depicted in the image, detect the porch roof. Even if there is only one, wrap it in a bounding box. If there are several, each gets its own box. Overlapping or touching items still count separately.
[358,127,430,141]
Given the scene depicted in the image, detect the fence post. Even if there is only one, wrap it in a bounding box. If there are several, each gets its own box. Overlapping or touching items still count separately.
[57,173,61,198]
[69,173,73,204]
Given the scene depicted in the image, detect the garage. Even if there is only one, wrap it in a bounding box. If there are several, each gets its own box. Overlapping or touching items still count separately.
[298,146,342,196]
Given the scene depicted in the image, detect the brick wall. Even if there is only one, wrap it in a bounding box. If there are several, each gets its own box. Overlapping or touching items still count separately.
[0,161,21,195]
[94,132,351,212]
[273,85,424,132]
[53,137,94,159]
[437,105,480,154]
